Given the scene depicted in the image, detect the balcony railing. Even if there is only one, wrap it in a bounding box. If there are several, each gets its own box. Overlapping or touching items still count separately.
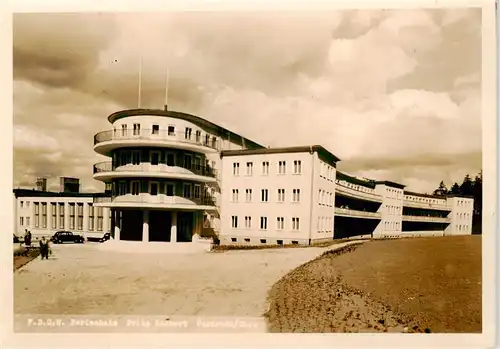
[403,200,451,211]
[335,182,383,202]
[94,129,220,151]
[402,215,451,223]
[334,207,382,219]
[93,194,217,207]
[93,161,217,178]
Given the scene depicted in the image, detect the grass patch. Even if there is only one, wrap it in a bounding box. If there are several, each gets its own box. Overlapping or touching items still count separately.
[211,239,350,252]
[14,248,41,271]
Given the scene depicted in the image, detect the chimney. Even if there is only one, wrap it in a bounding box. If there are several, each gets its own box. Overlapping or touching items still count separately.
[36,177,47,191]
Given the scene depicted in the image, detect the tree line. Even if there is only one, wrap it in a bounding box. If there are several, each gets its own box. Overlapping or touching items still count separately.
[432,171,482,234]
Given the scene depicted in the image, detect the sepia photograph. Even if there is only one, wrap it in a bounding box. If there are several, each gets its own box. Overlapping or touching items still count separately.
[3,0,497,347]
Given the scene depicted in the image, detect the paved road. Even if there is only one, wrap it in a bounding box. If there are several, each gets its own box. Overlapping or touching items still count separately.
[14,241,362,319]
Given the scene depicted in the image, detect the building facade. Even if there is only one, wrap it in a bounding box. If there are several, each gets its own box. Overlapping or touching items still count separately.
[13,107,475,246]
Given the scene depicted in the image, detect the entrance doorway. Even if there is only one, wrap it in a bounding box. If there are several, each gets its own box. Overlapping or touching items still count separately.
[177,212,194,242]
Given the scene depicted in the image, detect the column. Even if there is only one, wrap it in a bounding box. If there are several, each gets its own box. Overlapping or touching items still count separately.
[110,209,115,239]
[114,210,121,241]
[103,207,110,233]
[142,210,149,242]
[47,203,52,233]
[170,211,177,243]
[83,202,89,232]
[64,202,70,231]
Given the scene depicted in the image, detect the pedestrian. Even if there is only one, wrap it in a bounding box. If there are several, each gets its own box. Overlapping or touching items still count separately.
[39,236,50,260]
[24,229,32,249]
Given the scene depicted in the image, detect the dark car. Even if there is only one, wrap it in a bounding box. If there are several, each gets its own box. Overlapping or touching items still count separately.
[50,231,85,244]
[87,232,111,243]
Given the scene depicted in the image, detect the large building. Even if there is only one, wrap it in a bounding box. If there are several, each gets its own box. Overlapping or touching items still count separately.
[13,107,474,246]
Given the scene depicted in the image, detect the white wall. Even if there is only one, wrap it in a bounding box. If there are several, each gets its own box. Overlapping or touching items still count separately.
[219,151,315,245]
[445,197,474,235]
[373,184,404,237]
[15,196,111,239]
[310,155,337,242]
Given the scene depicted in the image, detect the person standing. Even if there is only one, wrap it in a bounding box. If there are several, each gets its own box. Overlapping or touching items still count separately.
[39,236,49,260]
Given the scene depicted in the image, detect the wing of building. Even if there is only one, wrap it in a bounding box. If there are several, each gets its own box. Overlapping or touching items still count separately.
[13,107,475,248]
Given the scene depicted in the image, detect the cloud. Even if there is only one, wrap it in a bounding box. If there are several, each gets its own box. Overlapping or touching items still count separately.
[12,9,482,193]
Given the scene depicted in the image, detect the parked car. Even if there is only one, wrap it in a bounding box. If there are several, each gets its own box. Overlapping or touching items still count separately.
[87,232,111,243]
[50,231,85,244]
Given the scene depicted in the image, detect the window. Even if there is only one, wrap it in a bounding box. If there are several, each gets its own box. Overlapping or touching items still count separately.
[97,207,103,231]
[260,217,268,230]
[261,239,267,244]
[262,161,269,175]
[245,216,252,228]
[294,160,302,174]
[121,124,127,136]
[167,153,175,166]
[232,216,238,228]
[293,189,301,202]
[261,189,269,202]
[59,203,64,229]
[166,183,174,196]
[119,181,127,195]
[277,240,283,245]
[51,203,56,229]
[232,189,239,202]
[183,183,192,198]
[151,151,160,166]
[77,203,83,230]
[20,201,23,208]
[277,189,285,202]
[26,217,30,226]
[245,189,252,202]
[278,161,286,174]
[151,124,159,135]
[292,217,300,231]
[205,134,210,146]
[41,203,47,228]
[212,136,217,148]
[150,182,159,196]
[34,202,40,228]
[246,162,253,176]
[195,130,201,143]
[133,123,140,135]
[69,203,75,230]
[231,238,237,242]
[20,217,24,226]
[168,125,175,136]
[277,217,284,230]
[195,157,201,171]
[88,204,94,231]
[185,127,192,140]
[131,181,140,195]
[132,150,140,165]
[194,185,201,199]
[233,162,240,175]
[26,201,30,208]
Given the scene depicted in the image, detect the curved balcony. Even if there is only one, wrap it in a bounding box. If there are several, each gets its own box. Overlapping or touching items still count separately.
[93,161,218,183]
[335,182,383,203]
[93,129,219,155]
[334,207,382,220]
[402,215,451,224]
[93,194,217,211]
[403,199,451,211]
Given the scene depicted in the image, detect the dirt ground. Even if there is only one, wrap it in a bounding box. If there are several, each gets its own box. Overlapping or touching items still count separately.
[14,241,362,322]
[265,236,482,333]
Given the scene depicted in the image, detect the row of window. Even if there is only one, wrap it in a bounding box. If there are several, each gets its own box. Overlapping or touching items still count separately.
[457,200,471,207]
[335,180,376,194]
[232,160,302,176]
[386,205,401,214]
[231,188,301,203]
[457,224,469,232]
[115,124,218,147]
[28,202,105,231]
[457,212,471,219]
[231,215,301,231]
[384,221,401,230]
[113,149,216,170]
[230,237,300,245]
[404,195,446,205]
[318,189,334,206]
[319,161,335,182]
[114,180,213,200]
[317,216,333,233]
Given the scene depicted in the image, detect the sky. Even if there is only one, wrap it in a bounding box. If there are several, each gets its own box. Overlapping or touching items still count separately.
[13,8,482,193]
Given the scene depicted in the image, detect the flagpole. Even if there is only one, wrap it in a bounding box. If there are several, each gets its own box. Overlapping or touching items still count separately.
[138,55,143,109]
[165,64,170,109]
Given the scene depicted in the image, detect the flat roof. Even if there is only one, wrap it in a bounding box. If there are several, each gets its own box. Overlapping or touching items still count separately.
[221,145,341,166]
[107,108,265,150]
[404,190,446,199]
[13,189,108,198]
[374,180,406,190]
[336,171,376,189]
